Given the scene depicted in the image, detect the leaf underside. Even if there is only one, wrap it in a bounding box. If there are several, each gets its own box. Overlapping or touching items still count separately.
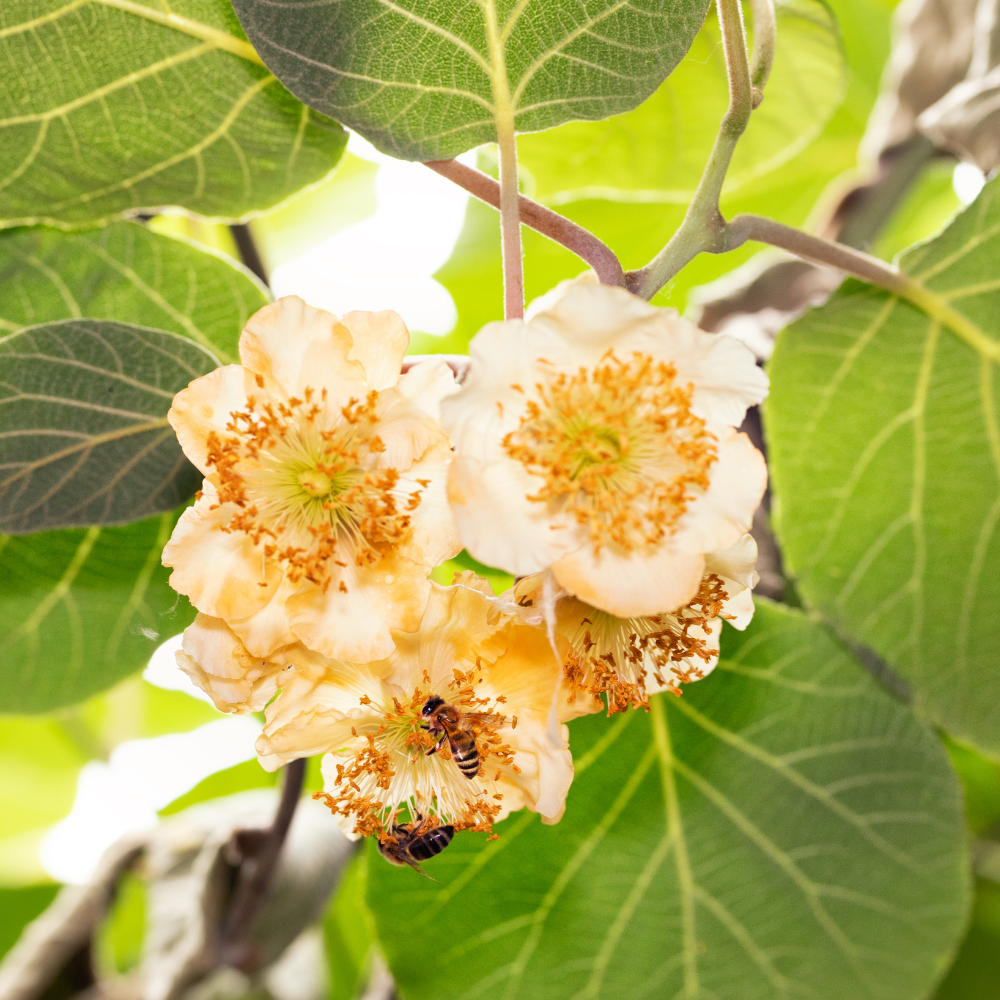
[767,177,1000,754]
[0,0,347,229]
[366,602,968,1000]
[0,221,269,364]
[0,319,217,534]
[231,0,712,162]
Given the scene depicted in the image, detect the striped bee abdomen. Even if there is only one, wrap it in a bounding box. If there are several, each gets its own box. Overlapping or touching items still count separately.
[451,732,480,778]
[408,824,454,861]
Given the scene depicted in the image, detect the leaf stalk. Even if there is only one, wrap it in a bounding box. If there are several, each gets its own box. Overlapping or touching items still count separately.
[632,0,754,300]
[423,160,625,286]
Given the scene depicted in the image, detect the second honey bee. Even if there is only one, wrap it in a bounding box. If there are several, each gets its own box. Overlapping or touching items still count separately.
[377,815,454,882]
[421,695,505,779]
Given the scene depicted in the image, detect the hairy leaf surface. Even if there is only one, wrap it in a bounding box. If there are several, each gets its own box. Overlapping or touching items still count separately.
[767,178,1000,754]
[518,0,846,203]
[367,602,968,1000]
[231,0,711,162]
[0,0,347,229]
[0,514,195,713]
[0,222,268,363]
[0,320,217,534]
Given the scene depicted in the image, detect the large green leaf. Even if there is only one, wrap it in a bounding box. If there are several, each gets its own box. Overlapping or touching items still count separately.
[0,222,268,364]
[767,178,1000,755]
[231,0,711,162]
[367,601,968,1000]
[0,320,217,534]
[0,0,347,229]
[517,0,846,203]
[0,513,195,713]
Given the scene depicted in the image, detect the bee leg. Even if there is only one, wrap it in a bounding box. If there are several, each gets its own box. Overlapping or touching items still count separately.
[425,733,448,757]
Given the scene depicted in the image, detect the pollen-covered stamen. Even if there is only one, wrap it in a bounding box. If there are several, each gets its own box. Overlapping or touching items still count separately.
[502,352,717,553]
[203,387,426,587]
[562,574,731,714]
[315,672,518,841]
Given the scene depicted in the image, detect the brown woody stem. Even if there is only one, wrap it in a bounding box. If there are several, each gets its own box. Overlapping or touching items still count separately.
[219,756,306,970]
[424,160,626,288]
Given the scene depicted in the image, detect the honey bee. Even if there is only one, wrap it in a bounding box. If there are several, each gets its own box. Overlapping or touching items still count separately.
[421,695,504,779]
[377,815,454,882]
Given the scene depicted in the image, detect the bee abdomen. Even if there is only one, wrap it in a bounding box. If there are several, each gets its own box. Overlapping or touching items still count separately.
[452,738,480,779]
[408,825,454,861]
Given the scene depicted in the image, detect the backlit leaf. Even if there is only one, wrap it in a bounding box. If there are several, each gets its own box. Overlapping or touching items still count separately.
[231,0,712,162]
[767,177,1000,754]
[367,601,968,1000]
[0,320,217,534]
[517,0,846,203]
[0,513,195,714]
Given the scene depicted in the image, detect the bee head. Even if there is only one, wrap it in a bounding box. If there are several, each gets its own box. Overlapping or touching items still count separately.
[421,695,445,716]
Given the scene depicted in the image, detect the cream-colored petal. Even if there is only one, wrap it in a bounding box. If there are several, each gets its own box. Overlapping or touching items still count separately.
[673,429,768,556]
[553,542,706,619]
[651,323,768,427]
[375,359,457,469]
[341,309,409,391]
[440,320,561,459]
[704,533,758,589]
[167,365,253,475]
[286,554,429,662]
[396,444,461,569]
[161,490,281,620]
[447,455,577,576]
[228,574,298,658]
[532,282,658,352]
[722,587,756,630]
[177,614,289,713]
[239,296,367,405]
[386,581,509,691]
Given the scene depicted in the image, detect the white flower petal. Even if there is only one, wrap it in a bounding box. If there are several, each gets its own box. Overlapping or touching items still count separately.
[447,455,577,576]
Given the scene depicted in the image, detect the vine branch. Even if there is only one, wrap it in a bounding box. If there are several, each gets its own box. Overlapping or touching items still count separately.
[424,159,625,287]
[631,0,754,299]
[748,0,776,104]
[219,756,306,970]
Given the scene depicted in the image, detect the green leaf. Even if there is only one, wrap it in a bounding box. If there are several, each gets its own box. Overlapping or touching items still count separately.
[766,177,1000,754]
[0,320,217,534]
[326,852,377,1000]
[0,221,269,364]
[0,512,195,714]
[366,601,968,1000]
[0,0,347,229]
[517,0,846,203]
[0,885,59,959]
[159,758,277,816]
[231,0,712,162]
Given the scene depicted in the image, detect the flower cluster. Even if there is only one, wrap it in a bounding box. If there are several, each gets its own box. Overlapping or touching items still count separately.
[165,283,768,854]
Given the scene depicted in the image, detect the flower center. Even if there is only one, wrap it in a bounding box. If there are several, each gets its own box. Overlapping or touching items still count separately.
[563,574,730,714]
[502,352,718,553]
[203,386,425,588]
[315,675,517,841]
[297,469,334,498]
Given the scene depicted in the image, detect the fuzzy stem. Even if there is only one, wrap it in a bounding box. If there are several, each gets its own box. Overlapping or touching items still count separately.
[748,0,777,102]
[633,0,753,299]
[424,160,625,286]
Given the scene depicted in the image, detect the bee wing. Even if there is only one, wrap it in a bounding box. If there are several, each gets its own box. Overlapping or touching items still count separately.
[461,712,508,728]
[407,859,444,886]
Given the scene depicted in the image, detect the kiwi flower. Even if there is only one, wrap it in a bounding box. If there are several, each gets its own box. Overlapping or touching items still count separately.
[162,296,460,663]
[254,577,574,841]
[440,283,768,619]
[513,534,759,716]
